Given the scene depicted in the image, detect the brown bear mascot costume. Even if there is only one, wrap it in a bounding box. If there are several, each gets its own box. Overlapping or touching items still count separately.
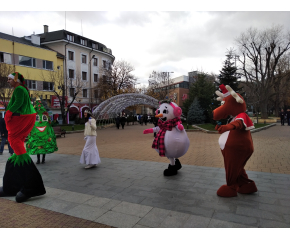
[213,84,257,197]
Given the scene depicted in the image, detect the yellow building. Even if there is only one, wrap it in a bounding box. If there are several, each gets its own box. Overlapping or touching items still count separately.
[0,31,64,113]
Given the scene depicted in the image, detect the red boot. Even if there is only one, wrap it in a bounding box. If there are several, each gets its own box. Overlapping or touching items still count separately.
[217,185,237,197]
[237,182,257,194]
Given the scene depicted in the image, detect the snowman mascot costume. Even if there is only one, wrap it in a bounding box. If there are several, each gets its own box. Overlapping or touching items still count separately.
[143,100,190,176]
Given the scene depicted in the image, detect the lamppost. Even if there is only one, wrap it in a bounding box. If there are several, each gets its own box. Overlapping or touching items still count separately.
[89,54,95,111]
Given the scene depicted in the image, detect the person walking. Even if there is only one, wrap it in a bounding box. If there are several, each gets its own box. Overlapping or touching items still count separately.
[0,116,14,156]
[120,113,126,129]
[143,114,148,126]
[115,115,120,129]
[80,110,101,169]
[280,109,285,126]
[286,109,290,126]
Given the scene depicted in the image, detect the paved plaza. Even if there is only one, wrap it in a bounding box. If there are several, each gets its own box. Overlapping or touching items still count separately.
[0,123,290,228]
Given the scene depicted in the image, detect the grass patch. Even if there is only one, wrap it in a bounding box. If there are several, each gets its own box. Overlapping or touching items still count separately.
[192,123,270,131]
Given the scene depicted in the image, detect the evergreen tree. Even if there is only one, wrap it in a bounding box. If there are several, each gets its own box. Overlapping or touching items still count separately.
[218,54,241,93]
[182,72,216,122]
[187,98,205,124]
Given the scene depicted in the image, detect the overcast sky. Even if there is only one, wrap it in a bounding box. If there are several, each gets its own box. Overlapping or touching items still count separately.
[1,1,290,86]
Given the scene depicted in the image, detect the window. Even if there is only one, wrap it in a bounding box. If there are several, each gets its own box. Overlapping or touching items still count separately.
[68,51,74,61]
[43,60,53,70]
[69,69,74,79]
[26,80,37,90]
[94,90,98,98]
[82,54,87,64]
[83,89,87,98]
[43,81,54,91]
[0,52,3,62]
[93,58,98,66]
[94,74,98,82]
[69,88,75,97]
[67,34,74,42]
[80,39,87,46]
[92,43,98,49]
[103,60,106,68]
[82,71,87,80]
[19,56,36,67]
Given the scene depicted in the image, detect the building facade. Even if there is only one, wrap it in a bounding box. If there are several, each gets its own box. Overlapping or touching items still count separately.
[0,31,63,118]
[38,25,115,123]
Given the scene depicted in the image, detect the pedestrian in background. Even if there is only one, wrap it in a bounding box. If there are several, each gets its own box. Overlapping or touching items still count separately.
[80,110,101,169]
[120,113,126,129]
[286,109,290,126]
[280,109,285,126]
[0,115,14,156]
[143,114,148,125]
[115,115,120,129]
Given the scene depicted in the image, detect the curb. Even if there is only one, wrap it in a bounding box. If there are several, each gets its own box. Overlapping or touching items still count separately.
[192,123,277,134]
[250,123,276,133]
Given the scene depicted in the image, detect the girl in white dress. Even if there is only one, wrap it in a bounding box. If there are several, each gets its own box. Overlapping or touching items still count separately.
[80,110,101,169]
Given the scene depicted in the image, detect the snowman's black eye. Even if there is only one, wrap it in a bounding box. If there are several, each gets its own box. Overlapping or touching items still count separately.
[158,110,160,114]
[163,109,168,114]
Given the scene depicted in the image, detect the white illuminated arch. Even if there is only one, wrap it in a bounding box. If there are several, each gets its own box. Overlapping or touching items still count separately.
[93,93,159,120]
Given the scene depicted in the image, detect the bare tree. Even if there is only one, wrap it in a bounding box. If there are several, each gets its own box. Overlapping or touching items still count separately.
[235,25,290,118]
[40,68,86,124]
[146,70,174,100]
[0,63,14,110]
[96,60,137,101]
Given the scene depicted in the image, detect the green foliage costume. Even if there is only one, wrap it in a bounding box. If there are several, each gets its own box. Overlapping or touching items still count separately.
[26,100,58,155]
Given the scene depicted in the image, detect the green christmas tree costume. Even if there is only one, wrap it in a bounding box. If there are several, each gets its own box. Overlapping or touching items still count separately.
[26,100,58,155]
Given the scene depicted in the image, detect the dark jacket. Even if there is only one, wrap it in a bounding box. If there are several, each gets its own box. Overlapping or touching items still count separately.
[280,111,285,119]
[286,111,290,119]
[120,116,126,124]
[0,118,8,138]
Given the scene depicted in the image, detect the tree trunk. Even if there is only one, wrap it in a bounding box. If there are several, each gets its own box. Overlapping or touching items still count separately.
[260,101,268,119]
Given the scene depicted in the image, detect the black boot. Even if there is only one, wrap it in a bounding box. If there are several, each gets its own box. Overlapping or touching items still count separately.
[163,164,177,176]
[36,154,40,164]
[175,159,182,170]
[0,187,9,197]
[15,191,30,203]
[42,154,46,164]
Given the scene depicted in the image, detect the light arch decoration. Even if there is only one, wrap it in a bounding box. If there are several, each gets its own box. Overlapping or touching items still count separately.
[93,93,159,120]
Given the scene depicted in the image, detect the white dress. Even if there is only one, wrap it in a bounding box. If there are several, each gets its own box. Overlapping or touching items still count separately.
[80,121,101,165]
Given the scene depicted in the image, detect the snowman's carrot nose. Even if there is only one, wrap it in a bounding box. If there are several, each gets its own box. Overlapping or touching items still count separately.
[155,113,163,118]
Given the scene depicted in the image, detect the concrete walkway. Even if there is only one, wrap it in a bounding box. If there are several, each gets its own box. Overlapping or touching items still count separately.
[1,151,290,228]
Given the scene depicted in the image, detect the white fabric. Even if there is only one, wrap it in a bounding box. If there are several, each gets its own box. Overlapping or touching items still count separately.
[84,118,97,136]
[223,92,230,98]
[154,149,175,165]
[80,135,101,165]
[218,116,235,150]
[218,131,230,150]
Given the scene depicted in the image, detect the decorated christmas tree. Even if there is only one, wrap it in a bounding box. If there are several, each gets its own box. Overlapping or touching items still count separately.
[26,98,58,155]
[187,98,205,124]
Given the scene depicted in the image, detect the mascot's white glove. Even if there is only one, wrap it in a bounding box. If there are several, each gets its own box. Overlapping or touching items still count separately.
[89,119,92,125]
